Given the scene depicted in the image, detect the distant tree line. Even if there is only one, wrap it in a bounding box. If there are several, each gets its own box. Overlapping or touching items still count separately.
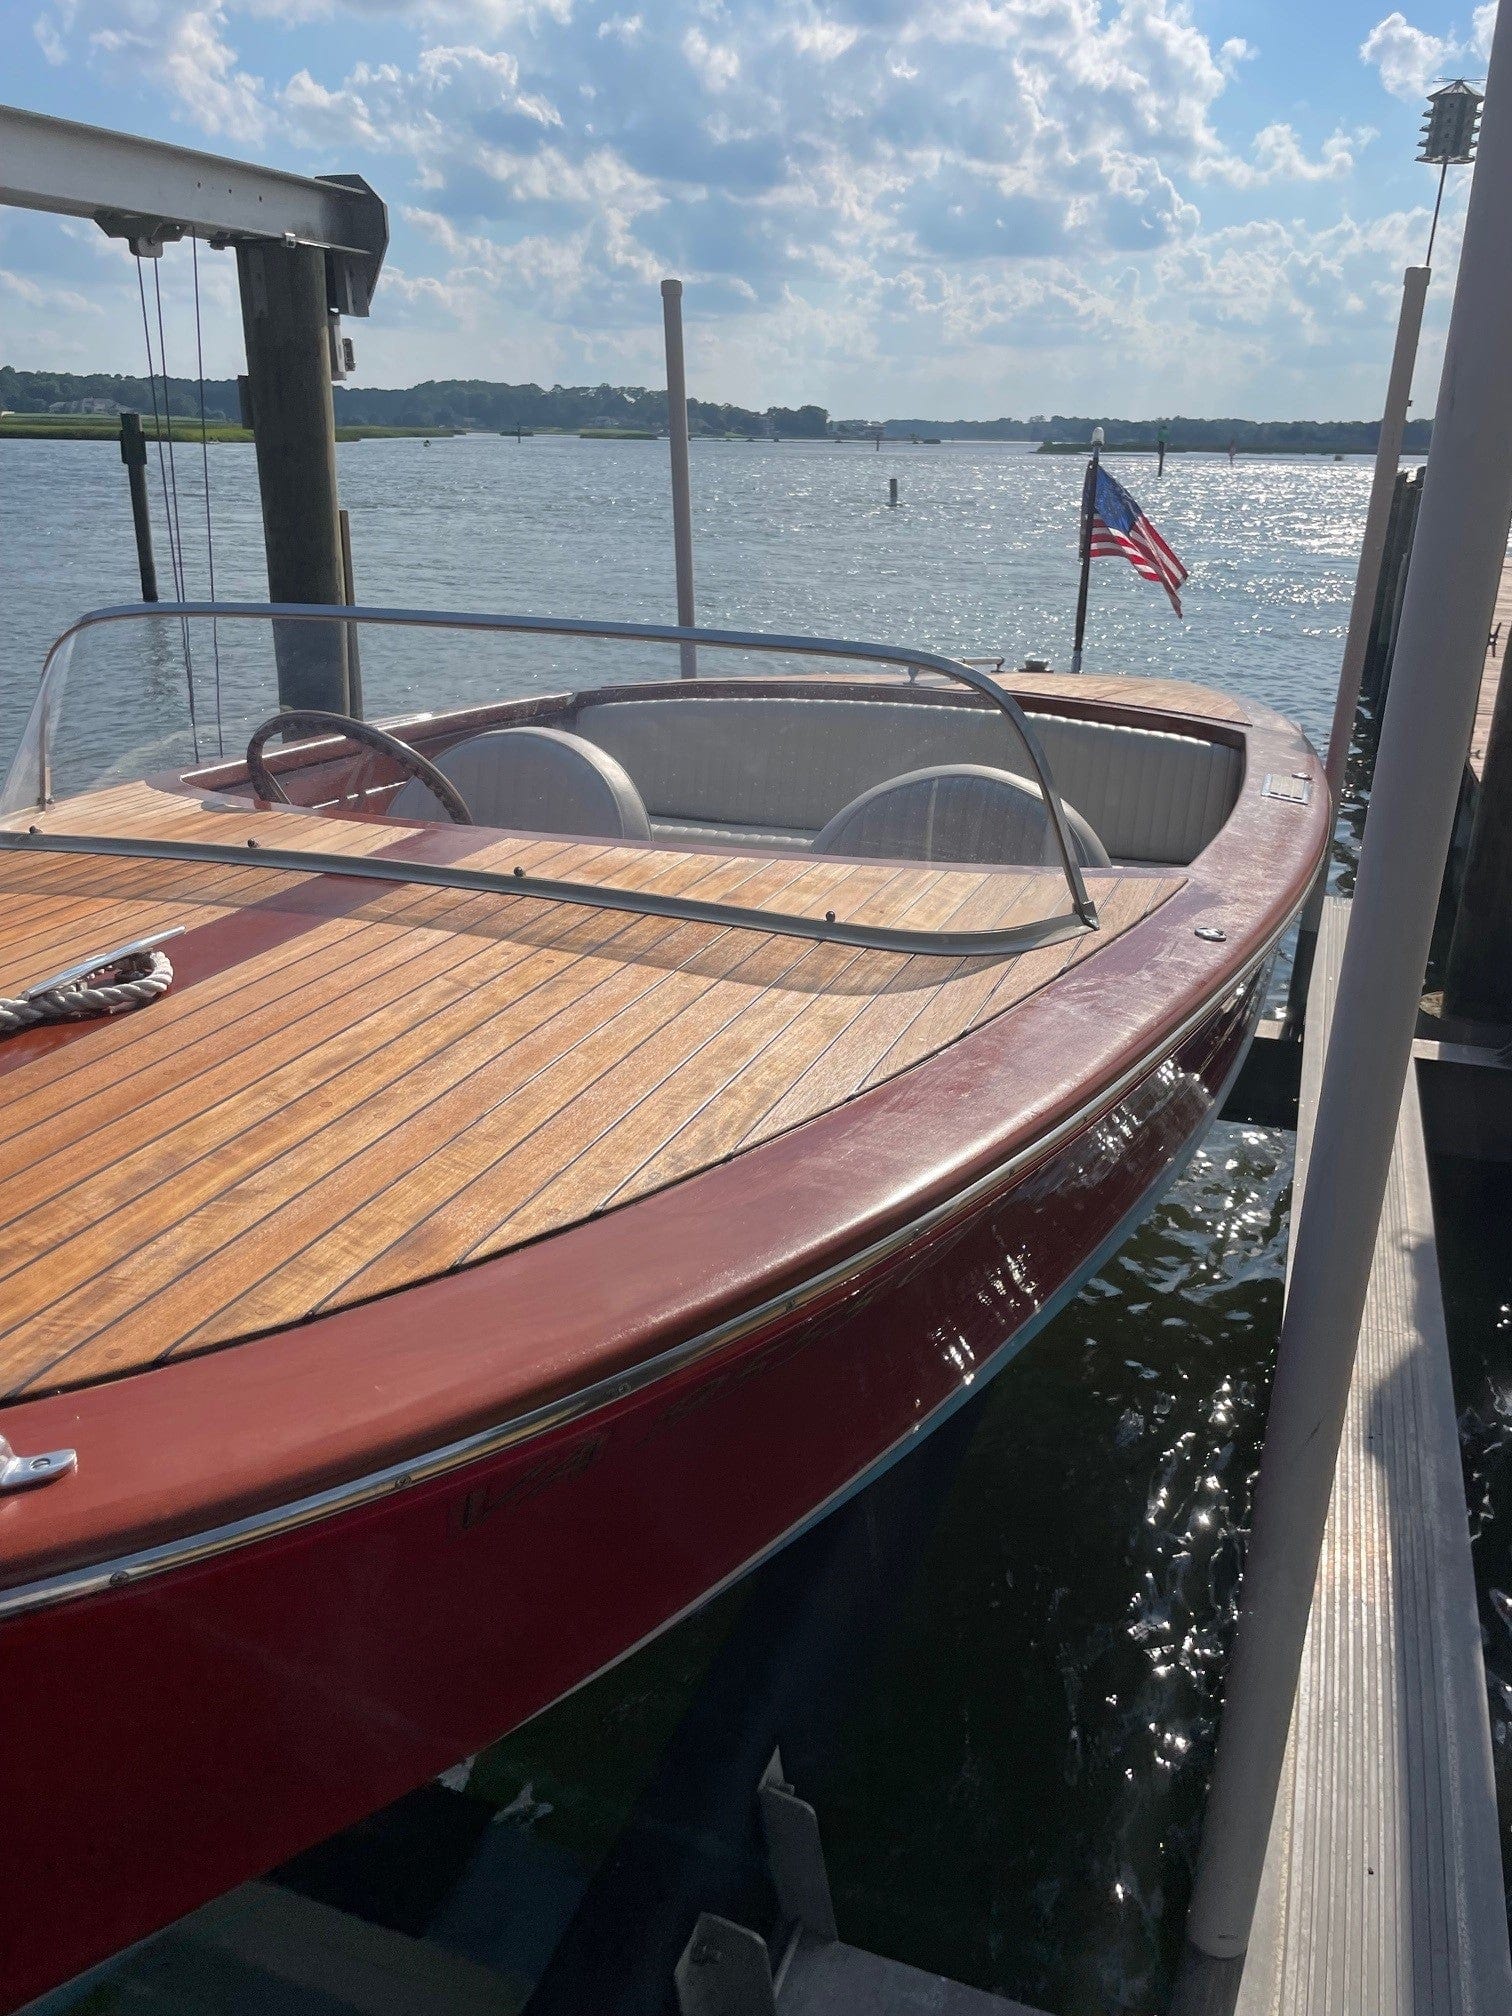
[0,366,238,421]
[0,368,1432,452]
[0,368,830,438]
[883,413,1435,451]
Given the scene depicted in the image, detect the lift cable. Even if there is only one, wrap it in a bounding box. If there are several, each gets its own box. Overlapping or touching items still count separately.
[133,253,200,762]
[190,237,225,756]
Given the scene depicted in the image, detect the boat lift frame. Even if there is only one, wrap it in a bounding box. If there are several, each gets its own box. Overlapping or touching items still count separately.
[0,102,389,714]
[0,103,386,308]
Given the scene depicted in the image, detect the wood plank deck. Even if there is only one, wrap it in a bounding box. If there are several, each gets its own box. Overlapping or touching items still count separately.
[0,791,1177,1397]
[1236,895,1511,2016]
[1470,551,1512,785]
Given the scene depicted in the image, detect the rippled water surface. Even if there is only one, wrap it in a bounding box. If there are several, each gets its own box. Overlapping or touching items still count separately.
[2,435,1368,768]
[0,437,1413,2010]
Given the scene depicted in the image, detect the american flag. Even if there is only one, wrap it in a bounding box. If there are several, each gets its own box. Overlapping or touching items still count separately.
[1084,461,1188,617]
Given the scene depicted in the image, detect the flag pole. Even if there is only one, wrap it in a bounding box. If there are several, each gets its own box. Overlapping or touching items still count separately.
[1070,426,1103,672]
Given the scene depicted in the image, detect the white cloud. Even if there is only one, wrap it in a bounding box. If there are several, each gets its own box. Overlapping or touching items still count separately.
[1205,122,1368,188]
[1360,11,1453,99]
[79,4,270,140]
[1360,7,1493,102]
[33,13,67,62]
[682,26,740,92]
[8,0,1467,415]
[0,267,104,316]
[788,19,860,62]
[1218,37,1253,77]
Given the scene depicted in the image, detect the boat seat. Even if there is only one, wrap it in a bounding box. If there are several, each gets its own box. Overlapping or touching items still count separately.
[389,727,652,839]
[813,765,1112,869]
[572,696,1241,864]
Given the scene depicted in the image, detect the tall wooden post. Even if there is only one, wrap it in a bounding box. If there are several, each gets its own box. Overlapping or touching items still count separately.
[1070,438,1101,673]
[236,239,350,712]
[338,506,364,721]
[661,278,697,679]
[118,410,157,602]
[1445,673,1512,1023]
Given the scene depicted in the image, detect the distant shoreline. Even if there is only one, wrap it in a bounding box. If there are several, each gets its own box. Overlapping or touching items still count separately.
[1031,440,1415,458]
[0,368,1434,459]
[0,414,457,443]
[0,420,1416,460]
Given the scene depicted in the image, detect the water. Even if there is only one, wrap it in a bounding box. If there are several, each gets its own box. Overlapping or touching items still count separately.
[0,436,1391,2009]
[1,435,1365,771]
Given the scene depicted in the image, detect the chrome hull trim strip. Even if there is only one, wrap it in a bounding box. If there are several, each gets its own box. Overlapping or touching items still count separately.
[0,939,1281,1620]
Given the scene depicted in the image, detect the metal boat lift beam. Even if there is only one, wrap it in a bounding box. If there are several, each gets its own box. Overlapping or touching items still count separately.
[0,104,387,314]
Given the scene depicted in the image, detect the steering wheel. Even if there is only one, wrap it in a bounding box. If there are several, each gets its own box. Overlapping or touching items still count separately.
[245,710,474,826]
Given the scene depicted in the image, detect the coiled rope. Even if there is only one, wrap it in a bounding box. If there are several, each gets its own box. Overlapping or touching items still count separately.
[0,948,176,1037]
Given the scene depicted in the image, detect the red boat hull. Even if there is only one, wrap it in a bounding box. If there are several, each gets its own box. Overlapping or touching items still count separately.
[0,971,1263,2008]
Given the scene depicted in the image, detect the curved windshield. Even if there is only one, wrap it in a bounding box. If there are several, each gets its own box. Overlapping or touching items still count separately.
[0,604,1102,957]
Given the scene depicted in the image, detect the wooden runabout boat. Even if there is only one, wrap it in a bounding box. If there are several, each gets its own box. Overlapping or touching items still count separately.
[0,606,1325,2007]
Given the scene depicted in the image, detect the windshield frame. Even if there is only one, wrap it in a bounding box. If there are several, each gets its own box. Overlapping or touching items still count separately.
[3,601,1102,955]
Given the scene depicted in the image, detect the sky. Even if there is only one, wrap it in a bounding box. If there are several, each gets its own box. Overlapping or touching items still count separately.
[0,0,1497,417]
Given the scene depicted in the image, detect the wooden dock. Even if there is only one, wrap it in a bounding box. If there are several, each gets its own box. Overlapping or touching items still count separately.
[1470,553,1512,784]
[1236,895,1511,2015]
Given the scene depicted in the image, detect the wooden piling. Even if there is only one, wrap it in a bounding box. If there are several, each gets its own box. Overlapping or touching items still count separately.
[888,477,898,507]
[661,278,697,679]
[236,240,351,713]
[118,411,157,602]
[338,506,364,722]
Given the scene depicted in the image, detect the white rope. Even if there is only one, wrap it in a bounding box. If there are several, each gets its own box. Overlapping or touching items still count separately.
[0,950,175,1037]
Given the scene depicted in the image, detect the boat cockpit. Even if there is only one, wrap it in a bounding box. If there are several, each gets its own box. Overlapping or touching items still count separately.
[0,603,1247,960]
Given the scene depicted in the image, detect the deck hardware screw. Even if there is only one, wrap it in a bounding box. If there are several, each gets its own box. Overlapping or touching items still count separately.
[1195,925,1227,942]
[825,910,836,923]
[29,1457,48,1471]
[513,865,524,878]
[26,825,39,836]
[247,838,259,850]
[109,1571,128,1588]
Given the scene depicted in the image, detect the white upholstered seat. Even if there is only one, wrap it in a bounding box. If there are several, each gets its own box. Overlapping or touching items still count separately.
[572,696,1241,865]
[389,727,652,840]
[813,765,1112,869]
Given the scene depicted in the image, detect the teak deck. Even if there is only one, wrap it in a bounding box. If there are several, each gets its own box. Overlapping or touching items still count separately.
[0,784,1177,1399]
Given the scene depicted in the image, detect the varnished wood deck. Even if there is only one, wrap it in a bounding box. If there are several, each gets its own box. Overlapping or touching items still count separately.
[0,787,1178,1399]
[996,668,1251,727]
